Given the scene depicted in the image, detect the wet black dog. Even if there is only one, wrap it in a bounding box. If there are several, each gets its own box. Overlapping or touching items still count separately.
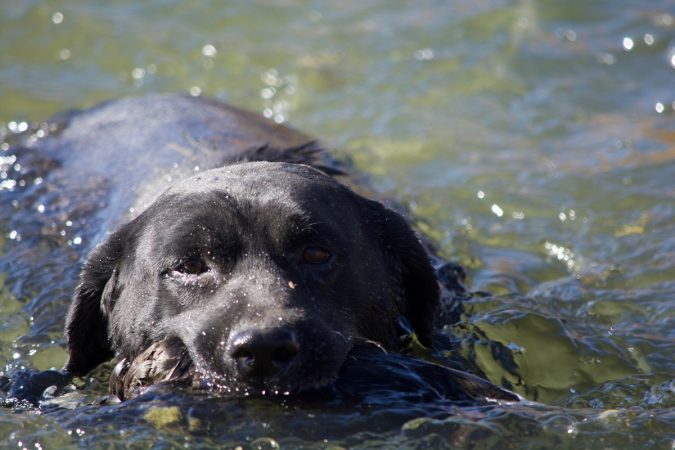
[3,94,517,403]
[53,94,441,398]
[66,151,439,396]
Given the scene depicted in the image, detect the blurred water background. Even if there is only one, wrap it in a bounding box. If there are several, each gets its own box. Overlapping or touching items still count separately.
[1,0,674,448]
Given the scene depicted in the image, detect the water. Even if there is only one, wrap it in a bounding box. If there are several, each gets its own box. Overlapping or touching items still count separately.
[1,0,674,448]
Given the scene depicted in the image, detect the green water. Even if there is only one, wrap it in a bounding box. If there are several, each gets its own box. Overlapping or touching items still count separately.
[1,0,674,448]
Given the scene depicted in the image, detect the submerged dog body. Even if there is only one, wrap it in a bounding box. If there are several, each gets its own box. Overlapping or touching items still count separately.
[51,94,442,397]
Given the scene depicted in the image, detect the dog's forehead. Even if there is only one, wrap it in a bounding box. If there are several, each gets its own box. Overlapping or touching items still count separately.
[146,161,360,232]
[138,161,363,252]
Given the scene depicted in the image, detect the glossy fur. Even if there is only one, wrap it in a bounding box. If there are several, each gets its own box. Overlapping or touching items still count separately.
[64,144,439,394]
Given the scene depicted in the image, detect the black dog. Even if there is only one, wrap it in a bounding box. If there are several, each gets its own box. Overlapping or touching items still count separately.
[54,94,438,397]
[4,94,517,403]
[66,154,439,396]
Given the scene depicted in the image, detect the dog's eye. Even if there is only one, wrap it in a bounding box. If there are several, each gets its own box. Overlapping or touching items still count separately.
[301,246,331,264]
[175,258,207,275]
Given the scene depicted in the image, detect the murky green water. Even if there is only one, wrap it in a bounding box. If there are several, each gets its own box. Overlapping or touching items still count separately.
[1,0,674,448]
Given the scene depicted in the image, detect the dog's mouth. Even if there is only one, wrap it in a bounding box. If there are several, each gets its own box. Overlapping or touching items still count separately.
[109,336,348,401]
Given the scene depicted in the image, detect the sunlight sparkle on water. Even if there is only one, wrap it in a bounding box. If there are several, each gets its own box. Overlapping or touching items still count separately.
[622,37,634,51]
[544,241,578,272]
[491,204,504,217]
[414,48,434,61]
[201,44,218,58]
[131,68,146,80]
[51,12,63,24]
[564,29,577,42]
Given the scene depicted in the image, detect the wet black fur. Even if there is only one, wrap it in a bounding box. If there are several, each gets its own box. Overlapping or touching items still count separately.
[64,144,439,393]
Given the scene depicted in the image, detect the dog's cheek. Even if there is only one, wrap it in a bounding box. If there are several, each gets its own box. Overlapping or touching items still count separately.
[108,284,164,358]
[343,271,402,347]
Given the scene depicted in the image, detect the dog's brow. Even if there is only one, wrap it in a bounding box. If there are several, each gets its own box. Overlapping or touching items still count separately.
[286,214,326,235]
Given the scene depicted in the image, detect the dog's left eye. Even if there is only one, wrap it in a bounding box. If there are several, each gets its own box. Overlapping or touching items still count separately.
[301,246,331,264]
[174,258,208,275]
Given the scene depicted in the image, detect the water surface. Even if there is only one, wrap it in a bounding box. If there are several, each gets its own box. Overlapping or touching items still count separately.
[1,0,674,448]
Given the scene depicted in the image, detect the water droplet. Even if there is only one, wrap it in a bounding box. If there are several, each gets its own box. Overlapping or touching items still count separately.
[52,12,64,24]
[622,37,634,51]
[413,48,434,60]
[201,44,217,58]
[190,86,202,97]
[597,52,616,65]
[491,204,504,217]
[564,29,577,42]
[260,87,275,99]
[131,67,145,80]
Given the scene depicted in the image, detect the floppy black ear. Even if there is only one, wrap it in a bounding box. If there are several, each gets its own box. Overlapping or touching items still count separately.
[367,200,440,347]
[63,230,127,376]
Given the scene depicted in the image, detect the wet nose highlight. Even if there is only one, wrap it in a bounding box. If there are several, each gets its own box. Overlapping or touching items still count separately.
[228,327,299,378]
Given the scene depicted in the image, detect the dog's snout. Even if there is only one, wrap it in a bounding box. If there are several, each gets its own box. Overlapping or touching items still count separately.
[227,327,299,379]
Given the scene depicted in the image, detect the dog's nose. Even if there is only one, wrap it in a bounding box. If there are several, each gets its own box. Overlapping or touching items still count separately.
[227,327,299,379]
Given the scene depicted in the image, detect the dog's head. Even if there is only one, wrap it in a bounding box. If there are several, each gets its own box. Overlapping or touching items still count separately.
[64,162,439,393]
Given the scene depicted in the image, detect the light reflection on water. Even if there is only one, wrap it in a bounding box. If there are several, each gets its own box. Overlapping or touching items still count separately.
[1,0,674,448]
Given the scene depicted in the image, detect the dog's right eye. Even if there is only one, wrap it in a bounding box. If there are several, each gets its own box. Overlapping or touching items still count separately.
[174,258,208,275]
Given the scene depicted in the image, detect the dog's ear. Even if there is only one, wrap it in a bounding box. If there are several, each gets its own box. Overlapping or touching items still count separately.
[236,142,346,176]
[364,199,440,347]
[63,228,128,376]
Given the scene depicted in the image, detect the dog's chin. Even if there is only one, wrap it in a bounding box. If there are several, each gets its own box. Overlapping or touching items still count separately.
[193,370,340,398]
[109,338,348,401]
